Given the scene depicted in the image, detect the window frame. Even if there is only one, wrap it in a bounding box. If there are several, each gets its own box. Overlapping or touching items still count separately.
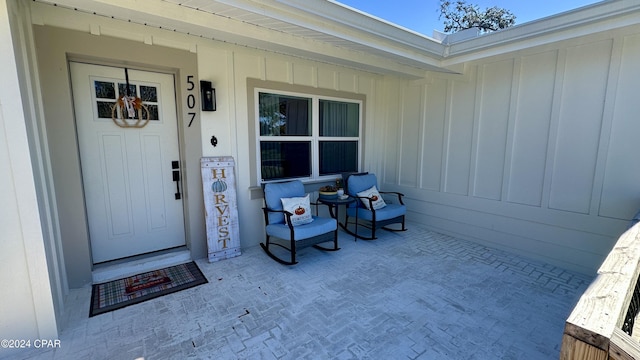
[255,87,362,184]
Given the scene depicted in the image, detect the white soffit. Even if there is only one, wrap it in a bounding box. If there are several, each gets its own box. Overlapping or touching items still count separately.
[167,0,450,72]
[31,0,640,76]
[33,0,452,77]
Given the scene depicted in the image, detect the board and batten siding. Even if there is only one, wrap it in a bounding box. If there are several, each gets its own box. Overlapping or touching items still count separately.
[381,33,640,275]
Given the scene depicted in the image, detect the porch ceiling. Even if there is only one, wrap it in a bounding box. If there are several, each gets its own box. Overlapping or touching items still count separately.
[34,0,453,78]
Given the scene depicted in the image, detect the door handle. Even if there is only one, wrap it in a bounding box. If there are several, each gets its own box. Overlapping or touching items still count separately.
[172,160,181,200]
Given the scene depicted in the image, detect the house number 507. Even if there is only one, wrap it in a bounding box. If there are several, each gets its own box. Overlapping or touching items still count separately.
[186,75,197,127]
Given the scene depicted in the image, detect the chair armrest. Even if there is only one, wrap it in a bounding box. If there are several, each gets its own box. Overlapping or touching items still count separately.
[262,206,281,221]
[283,210,295,230]
[262,207,295,230]
[354,195,376,211]
[263,207,287,215]
[379,191,405,205]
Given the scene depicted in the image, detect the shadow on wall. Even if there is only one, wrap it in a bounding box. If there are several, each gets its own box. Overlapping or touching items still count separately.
[630,209,640,229]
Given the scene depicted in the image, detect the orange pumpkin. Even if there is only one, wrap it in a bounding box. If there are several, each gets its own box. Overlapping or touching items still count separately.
[371,195,379,201]
[294,206,305,215]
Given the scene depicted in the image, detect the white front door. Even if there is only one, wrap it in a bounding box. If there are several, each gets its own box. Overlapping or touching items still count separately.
[70,62,186,264]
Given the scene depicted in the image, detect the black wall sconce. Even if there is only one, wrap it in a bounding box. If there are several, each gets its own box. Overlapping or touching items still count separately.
[200,80,216,111]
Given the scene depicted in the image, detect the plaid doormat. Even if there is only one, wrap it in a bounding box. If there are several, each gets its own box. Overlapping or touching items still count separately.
[90,261,207,317]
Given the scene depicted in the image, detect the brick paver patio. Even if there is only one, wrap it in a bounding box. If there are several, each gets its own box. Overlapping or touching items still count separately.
[11,222,591,359]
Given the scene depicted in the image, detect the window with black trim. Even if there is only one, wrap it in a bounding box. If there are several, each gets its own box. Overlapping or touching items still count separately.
[256,89,361,182]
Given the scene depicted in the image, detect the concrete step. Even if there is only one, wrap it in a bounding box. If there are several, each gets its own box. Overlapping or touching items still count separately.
[91,247,192,283]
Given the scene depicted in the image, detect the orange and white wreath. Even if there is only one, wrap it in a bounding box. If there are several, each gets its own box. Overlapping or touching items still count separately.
[111,95,150,128]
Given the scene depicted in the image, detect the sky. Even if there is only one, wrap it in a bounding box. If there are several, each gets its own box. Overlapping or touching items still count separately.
[334,0,604,36]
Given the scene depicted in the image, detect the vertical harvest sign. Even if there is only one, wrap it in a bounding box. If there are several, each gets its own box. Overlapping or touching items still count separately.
[201,157,241,262]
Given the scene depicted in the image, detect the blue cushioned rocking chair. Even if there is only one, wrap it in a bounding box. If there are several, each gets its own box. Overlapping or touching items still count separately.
[261,180,339,264]
[344,173,407,240]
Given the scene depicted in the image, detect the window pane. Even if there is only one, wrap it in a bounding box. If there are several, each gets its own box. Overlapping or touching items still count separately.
[131,105,159,121]
[94,81,115,99]
[260,141,311,180]
[140,85,158,102]
[146,104,159,121]
[319,141,358,175]
[319,100,359,137]
[96,101,115,118]
[118,83,137,98]
[259,92,311,136]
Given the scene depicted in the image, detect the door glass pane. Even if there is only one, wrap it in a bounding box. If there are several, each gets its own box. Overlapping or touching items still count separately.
[96,101,115,118]
[140,85,158,102]
[94,81,115,99]
[146,104,159,121]
[319,141,358,175]
[319,100,359,137]
[259,92,311,136]
[118,83,137,98]
[260,141,311,180]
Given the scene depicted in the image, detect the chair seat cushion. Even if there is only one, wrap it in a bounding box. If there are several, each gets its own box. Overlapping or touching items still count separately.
[266,216,337,240]
[346,203,405,222]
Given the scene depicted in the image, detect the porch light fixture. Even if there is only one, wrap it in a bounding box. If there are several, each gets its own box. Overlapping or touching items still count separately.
[200,80,216,111]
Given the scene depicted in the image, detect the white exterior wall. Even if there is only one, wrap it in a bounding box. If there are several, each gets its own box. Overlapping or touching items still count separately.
[0,0,58,356]
[382,27,640,275]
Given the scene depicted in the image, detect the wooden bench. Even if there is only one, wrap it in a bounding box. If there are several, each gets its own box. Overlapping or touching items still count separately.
[561,223,640,359]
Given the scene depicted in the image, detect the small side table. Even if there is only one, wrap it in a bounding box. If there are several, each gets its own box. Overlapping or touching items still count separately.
[317,196,356,237]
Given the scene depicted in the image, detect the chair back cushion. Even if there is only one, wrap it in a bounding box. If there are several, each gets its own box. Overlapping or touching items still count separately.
[346,173,377,195]
[264,180,305,224]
